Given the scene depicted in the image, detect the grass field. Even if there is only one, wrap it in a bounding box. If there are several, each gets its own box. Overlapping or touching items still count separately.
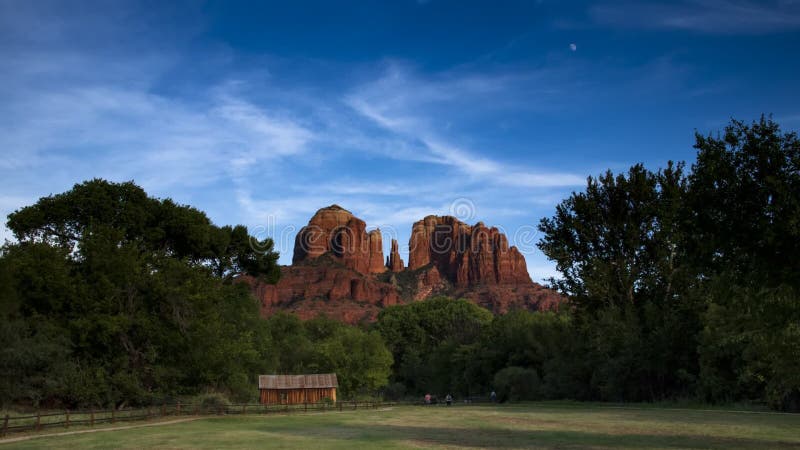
[2,403,799,449]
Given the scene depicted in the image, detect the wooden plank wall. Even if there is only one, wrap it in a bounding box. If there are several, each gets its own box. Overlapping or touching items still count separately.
[259,388,337,404]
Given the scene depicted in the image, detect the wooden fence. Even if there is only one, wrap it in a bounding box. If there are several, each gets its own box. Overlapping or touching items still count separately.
[0,401,394,438]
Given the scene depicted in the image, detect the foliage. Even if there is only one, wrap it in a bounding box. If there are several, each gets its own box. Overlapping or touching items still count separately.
[0,179,280,408]
[375,296,493,395]
[537,161,702,401]
[533,116,800,409]
[493,366,541,402]
[688,118,800,410]
[195,392,231,414]
[262,313,393,398]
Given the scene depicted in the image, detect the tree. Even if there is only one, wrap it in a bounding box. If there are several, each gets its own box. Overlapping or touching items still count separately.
[259,313,393,398]
[6,179,280,282]
[689,117,800,410]
[687,117,800,285]
[375,297,493,395]
[537,162,701,401]
[468,310,588,401]
[0,179,281,407]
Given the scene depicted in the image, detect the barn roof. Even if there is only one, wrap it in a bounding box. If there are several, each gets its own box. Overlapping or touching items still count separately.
[258,374,338,389]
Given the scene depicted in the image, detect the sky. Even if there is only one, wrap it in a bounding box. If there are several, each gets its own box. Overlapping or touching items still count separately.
[1,0,799,281]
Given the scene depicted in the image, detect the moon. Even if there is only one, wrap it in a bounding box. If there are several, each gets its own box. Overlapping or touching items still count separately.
[569,43,577,51]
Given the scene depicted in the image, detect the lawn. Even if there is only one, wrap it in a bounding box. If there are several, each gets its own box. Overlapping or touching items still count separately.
[2,403,799,449]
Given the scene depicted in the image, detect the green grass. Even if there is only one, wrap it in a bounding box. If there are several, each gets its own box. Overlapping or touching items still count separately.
[2,403,799,449]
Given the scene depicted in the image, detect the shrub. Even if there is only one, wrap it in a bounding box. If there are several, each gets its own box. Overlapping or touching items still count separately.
[493,366,541,402]
[195,392,231,414]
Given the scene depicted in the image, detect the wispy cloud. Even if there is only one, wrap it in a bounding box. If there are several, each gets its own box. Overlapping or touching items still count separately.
[591,0,800,34]
[0,82,316,185]
[345,64,586,188]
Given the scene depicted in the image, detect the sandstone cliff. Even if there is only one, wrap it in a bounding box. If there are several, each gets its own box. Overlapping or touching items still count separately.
[386,239,405,272]
[407,215,532,287]
[293,204,385,274]
[245,205,563,323]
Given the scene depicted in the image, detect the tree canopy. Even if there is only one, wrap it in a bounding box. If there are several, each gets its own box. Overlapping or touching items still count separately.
[535,117,800,410]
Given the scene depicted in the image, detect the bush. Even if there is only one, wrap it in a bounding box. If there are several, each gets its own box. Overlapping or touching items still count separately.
[195,392,231,414]
[494,367,541,402]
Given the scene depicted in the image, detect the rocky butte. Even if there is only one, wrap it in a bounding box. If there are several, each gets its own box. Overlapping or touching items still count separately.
[242,205,562,324]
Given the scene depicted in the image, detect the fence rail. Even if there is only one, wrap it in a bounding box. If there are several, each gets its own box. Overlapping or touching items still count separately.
[0,400,396,438]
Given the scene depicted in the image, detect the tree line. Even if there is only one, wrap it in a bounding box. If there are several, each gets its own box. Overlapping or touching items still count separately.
[1,117,797,411]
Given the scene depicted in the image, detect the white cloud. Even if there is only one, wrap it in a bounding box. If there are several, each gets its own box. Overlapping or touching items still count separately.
[0,64,317,194]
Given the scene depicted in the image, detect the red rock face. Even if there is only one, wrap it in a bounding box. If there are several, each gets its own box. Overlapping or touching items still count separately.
[367,230,385,273]
[293,205,384,275]
[408,215,532,287]
[240,261,399,323]
[387,239,405,272]
[245,206,563,324]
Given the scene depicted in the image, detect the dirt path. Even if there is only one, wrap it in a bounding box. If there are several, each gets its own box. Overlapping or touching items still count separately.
[0,417,201,445]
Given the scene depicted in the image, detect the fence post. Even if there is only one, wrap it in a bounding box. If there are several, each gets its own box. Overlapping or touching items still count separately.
[90,409,95,427]
[2,414,9,437]
[35,411,41,431]
[161,403,166,418]
[177,401,181,416]
[111,408,116,424]
[304,402,307,413]
[65,409,70,429]
[338,401,342,412]
[242,404,246,415]
[354,401,357,410]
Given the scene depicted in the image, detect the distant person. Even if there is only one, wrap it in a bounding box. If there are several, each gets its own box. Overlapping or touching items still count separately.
[445,394,453,406]
[424,393,431,405]
[490,391,497,403]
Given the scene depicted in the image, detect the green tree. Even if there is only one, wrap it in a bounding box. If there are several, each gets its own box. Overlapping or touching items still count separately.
[376,296,493,396]
[470,310,588,400]
[537,163,702,401]
[258,314,392,399]
[0,179,281,407]
[689,117,800,410]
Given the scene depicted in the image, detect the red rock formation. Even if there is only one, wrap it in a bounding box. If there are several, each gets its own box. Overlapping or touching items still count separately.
[387,239,405,272]
[367,229,385,273]
[455,284,562,315]
[244,206,563,324]
[240,259,400,323]
[408,215,532,287]
[293,205,384,275]
[413,265,447,301]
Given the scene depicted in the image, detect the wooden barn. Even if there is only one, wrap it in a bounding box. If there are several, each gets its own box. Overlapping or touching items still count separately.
[258,373,338,405]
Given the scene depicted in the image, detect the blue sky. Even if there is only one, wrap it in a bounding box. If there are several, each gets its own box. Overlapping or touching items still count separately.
[2,0,799,281]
